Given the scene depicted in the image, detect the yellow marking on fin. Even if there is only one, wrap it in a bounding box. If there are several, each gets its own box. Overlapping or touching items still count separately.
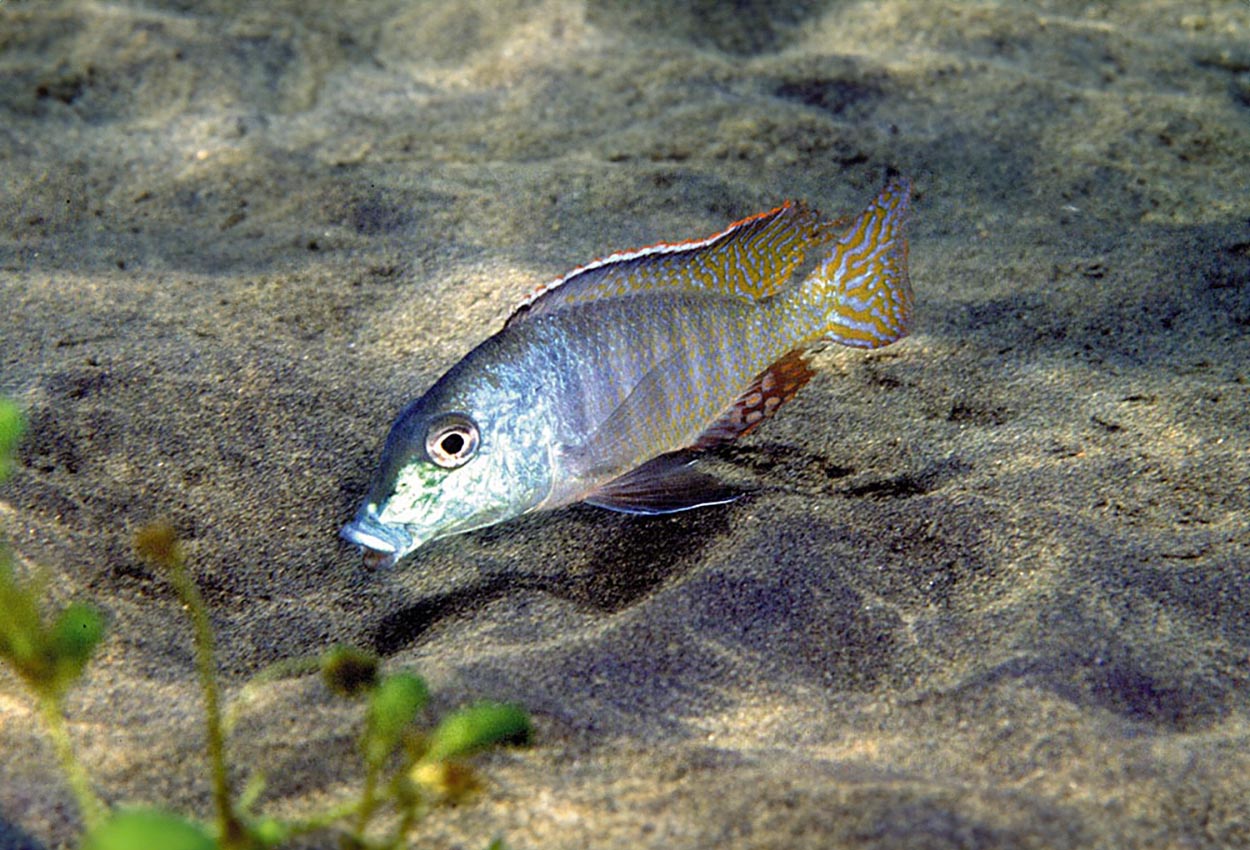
[695,349,816,449]
[808,177,913,349]
[506,201,829,328]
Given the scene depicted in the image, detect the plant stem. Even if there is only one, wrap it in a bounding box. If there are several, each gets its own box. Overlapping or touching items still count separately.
[38,694,107,833]
[167,561,247,847]
[280,798,361,838]
[353,760,381,839]
[386,791,421,850]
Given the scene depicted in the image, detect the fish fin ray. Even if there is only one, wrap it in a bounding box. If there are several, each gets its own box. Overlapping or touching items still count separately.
[585,451,740,515]
[569,349,688,475]
[693,349,816,449]
[803,177,913,349]
[505,202,827,328]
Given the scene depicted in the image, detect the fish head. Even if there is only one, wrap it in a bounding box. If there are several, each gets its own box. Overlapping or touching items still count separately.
[341,392,553,567]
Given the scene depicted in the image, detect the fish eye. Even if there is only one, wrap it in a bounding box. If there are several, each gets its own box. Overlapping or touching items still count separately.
[425,414,479,468]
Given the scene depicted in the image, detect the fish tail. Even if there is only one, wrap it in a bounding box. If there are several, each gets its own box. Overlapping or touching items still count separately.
[802,177,913,349]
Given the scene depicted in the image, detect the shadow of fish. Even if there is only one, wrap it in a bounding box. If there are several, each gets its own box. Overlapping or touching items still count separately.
[343,177,914,567]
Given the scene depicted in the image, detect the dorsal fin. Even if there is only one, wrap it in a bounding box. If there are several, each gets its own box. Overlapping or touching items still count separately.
[694,349,816,450]
[505,202,827,328]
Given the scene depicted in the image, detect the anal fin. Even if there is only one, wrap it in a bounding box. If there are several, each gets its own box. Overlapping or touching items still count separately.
[585,451,740,515]
[694,349,816,450]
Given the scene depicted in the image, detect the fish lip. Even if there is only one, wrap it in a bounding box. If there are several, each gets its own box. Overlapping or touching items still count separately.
[340,515,414,569]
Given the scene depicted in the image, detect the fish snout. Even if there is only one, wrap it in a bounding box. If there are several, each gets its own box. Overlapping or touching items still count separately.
[340,511,414,569]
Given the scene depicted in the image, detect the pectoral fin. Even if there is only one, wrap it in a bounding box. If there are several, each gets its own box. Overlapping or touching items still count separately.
[585,451,740,515]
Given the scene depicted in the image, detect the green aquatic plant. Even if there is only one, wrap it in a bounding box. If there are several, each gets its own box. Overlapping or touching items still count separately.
[0,397,23,479]
[0,400,109,834]
[0,398,530,849]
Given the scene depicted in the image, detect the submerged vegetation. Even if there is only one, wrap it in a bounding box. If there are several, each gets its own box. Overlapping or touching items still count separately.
[0,398,530,849]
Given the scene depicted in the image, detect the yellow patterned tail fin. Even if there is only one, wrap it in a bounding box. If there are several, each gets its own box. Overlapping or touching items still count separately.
[806,177,913,349]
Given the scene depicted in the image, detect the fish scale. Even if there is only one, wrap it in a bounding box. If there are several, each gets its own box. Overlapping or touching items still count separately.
[342,178,914,566]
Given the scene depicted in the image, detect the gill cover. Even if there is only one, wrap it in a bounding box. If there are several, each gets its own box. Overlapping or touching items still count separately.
[340,394,552,567]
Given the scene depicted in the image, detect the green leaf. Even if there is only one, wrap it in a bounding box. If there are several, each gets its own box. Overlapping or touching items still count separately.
[79,808,215,850]
[0,397,23,481]
[249,815,291,847]
[423,702,531,764]
[0,559,104,698]
[50,603,105,687]
[0,558,49,687]
[364,673,429,766]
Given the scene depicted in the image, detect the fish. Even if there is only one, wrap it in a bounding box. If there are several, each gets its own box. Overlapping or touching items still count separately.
[342,177,914,567]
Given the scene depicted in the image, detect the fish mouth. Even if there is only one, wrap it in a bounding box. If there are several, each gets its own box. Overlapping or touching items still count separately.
[340,514,415,569]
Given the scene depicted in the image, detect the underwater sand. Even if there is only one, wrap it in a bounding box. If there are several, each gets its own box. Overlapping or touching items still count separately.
[2,1,1249,847]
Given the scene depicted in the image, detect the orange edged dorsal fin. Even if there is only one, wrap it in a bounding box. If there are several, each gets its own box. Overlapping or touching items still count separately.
[584,450,740,515]
[694,349,816,450]
[505,201,827,328]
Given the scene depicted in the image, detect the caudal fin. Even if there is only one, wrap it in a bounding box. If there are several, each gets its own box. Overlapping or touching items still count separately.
[806,177,913,349]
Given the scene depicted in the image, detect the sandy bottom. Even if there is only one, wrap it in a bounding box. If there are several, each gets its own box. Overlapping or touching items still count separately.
[2,1,1249,848]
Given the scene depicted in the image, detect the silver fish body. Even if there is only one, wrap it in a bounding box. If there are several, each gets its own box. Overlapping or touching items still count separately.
[343,178,914,566]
